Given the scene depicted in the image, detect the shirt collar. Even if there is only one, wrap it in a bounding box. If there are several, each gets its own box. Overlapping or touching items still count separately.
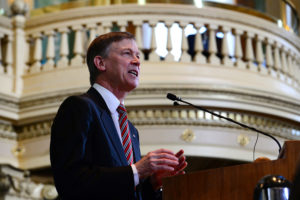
[93,83,121,114]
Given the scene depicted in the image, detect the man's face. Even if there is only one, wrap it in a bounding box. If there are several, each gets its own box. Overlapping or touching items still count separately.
[102,39,140,93]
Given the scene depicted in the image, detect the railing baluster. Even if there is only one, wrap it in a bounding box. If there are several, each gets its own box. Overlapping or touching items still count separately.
[294,60,300,86]
[87,23,97,45]
[148,21,160,62]
[118,20,127,32]
[291,54,298,87]
[180,23,190,62]
[23,37,30,74]
[194,24,206,64]
[44,30,55,71]
[265,38,275,77]
[0,35,3,74]
[286,51,293,85]
[102,21,112,34]
[57,28,69,68]
[208,24,219,65]
[245,31,255,71]
[134,21,144,61]
[280,47,288,82]
[297,61,300,86]
[221,26,233,67]
[233,29,246,69]
[5,35,13,75]
[71,25,84,66]
[30,33,42,73]
[164,22,173,62]
[96,24,104,36]
[255,35,267,74]
[273,42,282,79]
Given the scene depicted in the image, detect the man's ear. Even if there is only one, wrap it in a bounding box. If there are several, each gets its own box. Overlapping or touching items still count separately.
[93,55,106,72]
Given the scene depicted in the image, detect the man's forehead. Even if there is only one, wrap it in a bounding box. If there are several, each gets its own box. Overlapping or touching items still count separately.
[111,39,138,49]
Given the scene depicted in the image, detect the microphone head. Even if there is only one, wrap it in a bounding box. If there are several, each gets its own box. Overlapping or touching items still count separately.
[166,93,178,101]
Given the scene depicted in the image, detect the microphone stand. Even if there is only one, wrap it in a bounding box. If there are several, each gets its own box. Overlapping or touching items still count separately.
[167,93,282,154]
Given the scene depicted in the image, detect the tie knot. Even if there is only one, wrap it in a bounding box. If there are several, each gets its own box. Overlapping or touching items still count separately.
[117,104,126,114]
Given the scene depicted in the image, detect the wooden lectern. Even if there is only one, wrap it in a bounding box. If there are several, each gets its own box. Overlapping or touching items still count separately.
[162,140,300,200]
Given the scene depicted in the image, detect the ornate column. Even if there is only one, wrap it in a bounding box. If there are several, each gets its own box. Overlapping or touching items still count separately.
[10,0,28,95]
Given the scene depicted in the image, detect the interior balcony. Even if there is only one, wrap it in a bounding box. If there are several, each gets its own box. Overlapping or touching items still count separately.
[0,3,299,173]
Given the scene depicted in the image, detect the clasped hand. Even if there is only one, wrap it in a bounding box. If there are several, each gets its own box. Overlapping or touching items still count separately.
[135,149,187,190]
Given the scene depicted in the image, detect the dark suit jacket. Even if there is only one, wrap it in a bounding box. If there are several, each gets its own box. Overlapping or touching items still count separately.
[50,87,161,200]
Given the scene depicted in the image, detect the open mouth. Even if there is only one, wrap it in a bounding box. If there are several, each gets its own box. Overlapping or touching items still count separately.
[128,70,138,77]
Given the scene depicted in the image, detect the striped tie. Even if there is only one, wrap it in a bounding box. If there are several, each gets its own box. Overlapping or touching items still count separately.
[117,104,134,165]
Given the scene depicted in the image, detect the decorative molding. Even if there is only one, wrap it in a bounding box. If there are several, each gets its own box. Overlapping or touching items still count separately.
[0,121,17,140]
[19,87,87,109]
[0,165,58,199]
[0,106,299,141]
[128,108,300,140]
[181,129,196,142]
[237,134,250,146]
[130,87,300,112]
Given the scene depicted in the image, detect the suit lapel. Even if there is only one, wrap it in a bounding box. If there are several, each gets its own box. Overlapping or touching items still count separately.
[86,87,128,165]
[129,123,141,162]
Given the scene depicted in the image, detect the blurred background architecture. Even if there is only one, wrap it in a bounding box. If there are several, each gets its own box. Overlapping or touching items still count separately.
[0,0,299,199]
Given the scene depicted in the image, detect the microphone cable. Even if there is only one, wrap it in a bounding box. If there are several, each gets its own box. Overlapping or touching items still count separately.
[166,93,282,154]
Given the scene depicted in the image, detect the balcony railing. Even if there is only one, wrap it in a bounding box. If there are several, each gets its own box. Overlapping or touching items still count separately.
[3,5,298,87]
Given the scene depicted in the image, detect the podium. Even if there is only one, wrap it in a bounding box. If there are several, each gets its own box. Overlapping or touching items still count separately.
[162,140,300,200]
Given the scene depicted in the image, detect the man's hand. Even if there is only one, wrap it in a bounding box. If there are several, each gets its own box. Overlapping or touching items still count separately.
[150,149,187,190]
[135,149,179,179]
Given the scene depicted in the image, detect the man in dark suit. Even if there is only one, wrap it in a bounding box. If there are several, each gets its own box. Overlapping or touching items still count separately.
[50,32,187,200]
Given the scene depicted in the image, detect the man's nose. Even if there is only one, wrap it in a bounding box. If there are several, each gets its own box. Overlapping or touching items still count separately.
[131,55,140,67]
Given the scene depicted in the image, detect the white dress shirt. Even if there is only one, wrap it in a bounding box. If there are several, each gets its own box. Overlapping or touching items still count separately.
[93,83,139,186]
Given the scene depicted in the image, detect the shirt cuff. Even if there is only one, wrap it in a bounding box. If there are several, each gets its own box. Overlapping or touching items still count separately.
[131,164,140,186]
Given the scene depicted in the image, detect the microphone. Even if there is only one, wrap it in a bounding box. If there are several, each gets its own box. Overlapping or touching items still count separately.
[167,93,181,101]
[166,93,282,153]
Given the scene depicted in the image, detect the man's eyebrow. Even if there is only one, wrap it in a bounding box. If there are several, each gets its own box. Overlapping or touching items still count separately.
[122,48,140,55]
